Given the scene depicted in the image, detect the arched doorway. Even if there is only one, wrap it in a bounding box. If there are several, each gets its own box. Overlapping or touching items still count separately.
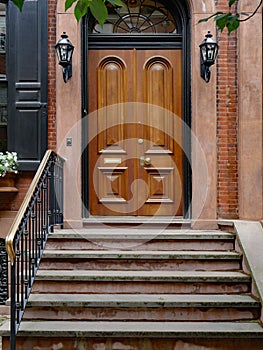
[82,0,191,217]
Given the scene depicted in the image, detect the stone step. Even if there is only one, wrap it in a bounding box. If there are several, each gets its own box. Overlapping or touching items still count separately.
[3,333,263,350]
[24,293,260,321]
[27,293,259,307]
[83,216,192,227]
[1,320,263,338]
[42,250,240,260]
[46,229,235,251]
[33,270,251,294]
[41,249,241,271]
[35,270,250,282]
[49,229,235,240]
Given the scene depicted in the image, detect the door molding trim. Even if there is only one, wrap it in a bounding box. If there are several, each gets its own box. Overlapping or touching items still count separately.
[88,34,182,50]
[81,1,191,218]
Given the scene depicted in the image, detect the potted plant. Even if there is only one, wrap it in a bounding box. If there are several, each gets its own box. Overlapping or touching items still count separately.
[0,151,18,191]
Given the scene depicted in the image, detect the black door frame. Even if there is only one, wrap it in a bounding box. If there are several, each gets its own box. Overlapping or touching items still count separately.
[81,0,191,218]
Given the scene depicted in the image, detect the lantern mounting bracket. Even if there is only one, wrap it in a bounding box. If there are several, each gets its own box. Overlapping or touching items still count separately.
[200,61,211,83]
[62,65,72,84]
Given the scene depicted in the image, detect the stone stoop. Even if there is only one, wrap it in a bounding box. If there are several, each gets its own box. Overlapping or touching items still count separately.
[1,226,263,349]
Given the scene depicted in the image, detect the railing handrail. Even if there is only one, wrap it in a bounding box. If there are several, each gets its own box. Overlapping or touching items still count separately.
[6,150,53,264]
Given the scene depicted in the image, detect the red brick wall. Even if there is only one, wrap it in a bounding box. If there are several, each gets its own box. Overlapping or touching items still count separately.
[0,172,34,211]
[216,2,239,219]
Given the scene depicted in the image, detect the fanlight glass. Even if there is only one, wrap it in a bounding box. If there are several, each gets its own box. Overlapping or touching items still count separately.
[91,0,178,34]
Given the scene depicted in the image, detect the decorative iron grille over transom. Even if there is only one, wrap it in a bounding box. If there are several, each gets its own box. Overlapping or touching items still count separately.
[92,0,178,34]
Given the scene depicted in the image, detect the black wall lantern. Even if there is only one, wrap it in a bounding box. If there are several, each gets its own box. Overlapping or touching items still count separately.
[199,31,219,83]
[55,32,74,83]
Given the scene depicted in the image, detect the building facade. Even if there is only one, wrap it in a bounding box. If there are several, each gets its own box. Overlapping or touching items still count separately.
[0,0,262,230]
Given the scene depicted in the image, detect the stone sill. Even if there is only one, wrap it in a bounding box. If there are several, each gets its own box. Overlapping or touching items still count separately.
[0,187,18,193]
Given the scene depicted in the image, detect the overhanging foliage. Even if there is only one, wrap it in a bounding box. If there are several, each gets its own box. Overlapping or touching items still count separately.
[10,0,263,33]
[199,0,262,34]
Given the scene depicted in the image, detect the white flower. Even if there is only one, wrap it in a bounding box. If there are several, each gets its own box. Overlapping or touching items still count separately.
[0,151,18,177]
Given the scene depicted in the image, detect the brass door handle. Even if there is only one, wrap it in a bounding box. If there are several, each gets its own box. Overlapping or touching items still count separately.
[144,157,151,166]
[140,156,151,166]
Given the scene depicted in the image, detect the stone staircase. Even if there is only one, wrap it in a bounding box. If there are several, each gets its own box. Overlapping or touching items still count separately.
[2,224,263,349]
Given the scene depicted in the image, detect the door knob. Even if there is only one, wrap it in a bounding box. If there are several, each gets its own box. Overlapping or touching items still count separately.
[144,157,151,166]
[144,157,152,165]
[140,156,151,166]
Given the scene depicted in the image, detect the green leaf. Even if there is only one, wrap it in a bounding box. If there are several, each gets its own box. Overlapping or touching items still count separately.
[227,14,240,33]
[90,0,108,27]
[227,20,240,33]
[11,0,24,11]
[65,0,77,11]
[198,12,223,24]
[228,0,237,7]
[74,0,90,21]
[215,13,231,32]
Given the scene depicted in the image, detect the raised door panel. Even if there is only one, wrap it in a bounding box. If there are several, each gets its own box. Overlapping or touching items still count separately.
[89,50,136,215]
[136,50,183,216]
[97,57,127,153]
[144,57,174,152]
[97,166,128,203]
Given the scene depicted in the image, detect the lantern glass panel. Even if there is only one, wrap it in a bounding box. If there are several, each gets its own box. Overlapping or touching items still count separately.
[67,47,73,61]
[60,45,69,62]
[207,44,214,60]
[200,45,206,62]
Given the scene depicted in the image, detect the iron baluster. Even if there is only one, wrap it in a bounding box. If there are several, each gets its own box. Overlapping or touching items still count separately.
[49,160,55,231]
[0,239,8,304]
[28,215,32,289]
[10,263,16,350]
[20,233,24,312]
[6,151,64,350]
[23,228,29,302]
[15,243,20,333]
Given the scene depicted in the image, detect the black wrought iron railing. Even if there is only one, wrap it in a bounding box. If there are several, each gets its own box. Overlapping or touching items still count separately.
[0,238,8,305]
[5,150,64,350]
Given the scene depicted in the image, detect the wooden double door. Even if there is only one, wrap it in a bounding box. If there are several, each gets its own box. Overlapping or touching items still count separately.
[88,48,183,216]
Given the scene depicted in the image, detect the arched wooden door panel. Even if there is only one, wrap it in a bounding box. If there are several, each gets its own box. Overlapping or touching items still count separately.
[88,49,183,216]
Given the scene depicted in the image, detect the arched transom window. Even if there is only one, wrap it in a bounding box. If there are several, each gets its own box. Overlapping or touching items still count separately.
[91,0,179,34]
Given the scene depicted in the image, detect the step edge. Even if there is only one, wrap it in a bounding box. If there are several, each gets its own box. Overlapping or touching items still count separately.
[27,299,260,308]
[1,321,263,338]
[48,232,235,240]
[42,250,241,260]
